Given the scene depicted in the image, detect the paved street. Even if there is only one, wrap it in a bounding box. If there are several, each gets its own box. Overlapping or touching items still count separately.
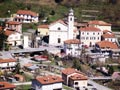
[13,82,31,86]
[88,80,112,90]
[89,76,112,80]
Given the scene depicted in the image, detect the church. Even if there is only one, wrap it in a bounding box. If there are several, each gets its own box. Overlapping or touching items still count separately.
[49,9,77,46]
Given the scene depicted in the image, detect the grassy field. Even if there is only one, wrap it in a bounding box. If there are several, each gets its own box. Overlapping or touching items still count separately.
[16,85,31,90]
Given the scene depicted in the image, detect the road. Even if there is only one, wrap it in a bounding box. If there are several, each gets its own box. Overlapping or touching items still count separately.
[13,82,31,85]
[9,46,60,54]
[88,80,112,90]
[89,76,112,80]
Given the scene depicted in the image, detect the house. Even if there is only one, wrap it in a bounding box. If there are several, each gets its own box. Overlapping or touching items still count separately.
[112,72,120,81]
[23,63,39,73]
[87,53,106,64]
[0,58,17,69]
[102,30,117,43]
[14,74,24,82]
[32,75,63,90]
[96,40,118,50]
[37,24,49,36]
[4,29,22,46]
[88,20,111,31]
[80,27,102,46]
[62,68,88,89]
[95,40,119,58]
[49,9,76,46]
[14,10,38,23]
[6,21,22,33]
[0,81,16,90]
[64,39,81,56]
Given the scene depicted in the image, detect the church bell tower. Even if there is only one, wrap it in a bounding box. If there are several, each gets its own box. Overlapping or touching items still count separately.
[68,8,74,39]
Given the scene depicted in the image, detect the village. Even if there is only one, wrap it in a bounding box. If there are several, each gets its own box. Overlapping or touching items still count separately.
[0,1,120,90]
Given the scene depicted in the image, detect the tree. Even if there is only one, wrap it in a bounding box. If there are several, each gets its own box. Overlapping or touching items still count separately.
[15,63,21,74]
[108,65,114,75]
[72,59,81,70]
[0,23,8,51]
[109,0,117,4]
[50,10,55,15]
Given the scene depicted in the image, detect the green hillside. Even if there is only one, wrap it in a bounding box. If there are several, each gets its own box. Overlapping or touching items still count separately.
[0,0,120,31]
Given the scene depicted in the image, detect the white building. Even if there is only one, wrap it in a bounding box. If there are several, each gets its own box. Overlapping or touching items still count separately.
[6,21,22,33]
[80,27,102,46]
[0,58,17,69]
[102,30,117,43]
[88,20,112,31]
[95,40,119,58]
[14,10,38,23]
[64,39,81,56]
[5,29,22,46]
[49,9,76,46]
[32,75,63,90]
[23,35,29,48]
[62,68,88,89]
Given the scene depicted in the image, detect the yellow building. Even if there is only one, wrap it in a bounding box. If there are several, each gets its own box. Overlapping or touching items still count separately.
[37,24,49,36]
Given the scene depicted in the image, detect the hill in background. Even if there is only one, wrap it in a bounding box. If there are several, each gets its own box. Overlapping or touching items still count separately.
[0,0,120,31]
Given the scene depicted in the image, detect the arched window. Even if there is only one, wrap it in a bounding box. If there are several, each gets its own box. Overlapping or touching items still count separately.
[58,27,61,30]
[58,38,61,43]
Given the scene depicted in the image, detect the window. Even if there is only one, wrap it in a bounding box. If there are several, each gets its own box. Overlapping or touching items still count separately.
[86,37,88,40]
[98,32,99,35]
[93,33,95,35]
[87,33,89,35]
[70,18,72,21]
[98,37,99,40]
[58,27,61,30]
[82,32,84,35]
[90,37,92,40]
[81,37,85,40]
[58,38,61,43]
[75,82,78,85]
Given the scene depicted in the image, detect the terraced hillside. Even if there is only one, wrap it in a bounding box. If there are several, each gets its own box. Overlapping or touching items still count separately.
[0,0,120,31]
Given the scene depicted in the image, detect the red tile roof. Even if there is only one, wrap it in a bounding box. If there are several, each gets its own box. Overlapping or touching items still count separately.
[38,25,49,29]
[64,39,81,44]
[103,30,111,33]
[102,30,115,38]
[6,21,21,25]
[80,27,101,32]
[36,75,63,85]
[62,68,79,75]
[17,10,37,16]
[24,63,33,67]
[4,29,15,36]
[70,73,88,80]
[88,20,111,26]
[0,26,2,31]
[14,74,24,81]
[0,81,16,89]
[102,33,115,38]
[0,58,17,63]
[112,72,120,80]
[34,55,48,61]
[50,19,67,26]
[96,41,118,49]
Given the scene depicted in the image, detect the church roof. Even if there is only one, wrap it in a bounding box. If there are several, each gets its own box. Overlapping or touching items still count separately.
[50,19,67,26]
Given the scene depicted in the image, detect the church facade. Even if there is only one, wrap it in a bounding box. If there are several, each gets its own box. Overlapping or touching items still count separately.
[49,9,76,46]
